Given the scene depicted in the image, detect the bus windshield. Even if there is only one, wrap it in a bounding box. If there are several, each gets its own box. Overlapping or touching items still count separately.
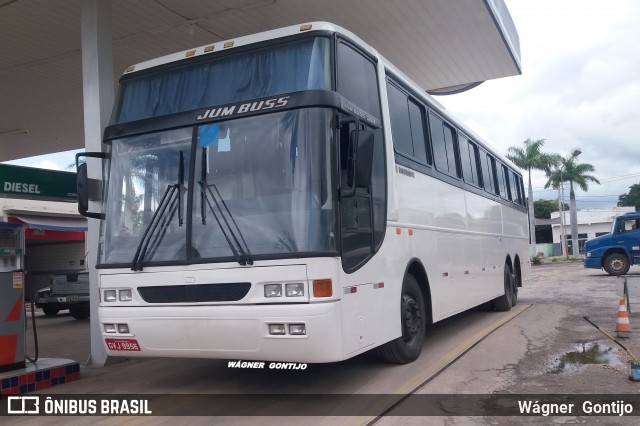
[100,108,336,265]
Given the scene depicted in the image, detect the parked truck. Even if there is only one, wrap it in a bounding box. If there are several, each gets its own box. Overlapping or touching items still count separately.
[35,271,90,319]
[584,212,640,275]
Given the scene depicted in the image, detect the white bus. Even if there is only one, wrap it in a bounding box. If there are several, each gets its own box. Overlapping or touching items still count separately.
[78,22,530,364]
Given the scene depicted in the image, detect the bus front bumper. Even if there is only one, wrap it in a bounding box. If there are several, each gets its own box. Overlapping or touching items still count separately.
[99,301,343,363]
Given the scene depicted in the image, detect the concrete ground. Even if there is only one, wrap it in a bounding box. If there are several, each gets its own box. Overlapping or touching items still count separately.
[6,262,640,424]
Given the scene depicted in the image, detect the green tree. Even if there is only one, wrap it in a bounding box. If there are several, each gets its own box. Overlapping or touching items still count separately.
[534,199,568,219]
[534,199,568,243]
[618,183,640,211]
[545,157,600,256]
[507,138,559,247]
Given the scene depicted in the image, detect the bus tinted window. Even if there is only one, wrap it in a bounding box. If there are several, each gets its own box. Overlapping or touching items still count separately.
[483,153,498,195]
[443,124,460,178]
[337,41,381,119]
[429,112,448,173]
[387,82,413,156]
[499,164,510,200]
[511,171,523,205]
[460,135,480,186]
[386,81,429,165]
[429,112,459,178]
[408,100,428,164]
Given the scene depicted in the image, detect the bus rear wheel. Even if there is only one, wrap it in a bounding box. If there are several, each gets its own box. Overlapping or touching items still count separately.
[375,274,426,364]
[492,265,514,312]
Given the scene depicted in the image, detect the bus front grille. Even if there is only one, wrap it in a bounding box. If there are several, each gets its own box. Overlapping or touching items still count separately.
[137,283,251,303]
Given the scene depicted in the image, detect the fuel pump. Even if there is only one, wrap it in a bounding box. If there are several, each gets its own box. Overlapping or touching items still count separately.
[0,221,25,372]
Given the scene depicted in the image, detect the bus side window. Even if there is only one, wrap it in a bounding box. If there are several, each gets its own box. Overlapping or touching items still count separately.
[511,171,523,205]
[497,163,508,199]
[386,80,429,165]
[460,135,481,187]
[483,153,499,195]
[428,111,460,178]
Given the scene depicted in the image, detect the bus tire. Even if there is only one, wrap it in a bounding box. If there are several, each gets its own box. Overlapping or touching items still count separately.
[512,268,519,307]
[375,274,426,364]
[603,253,630,276]
[492,266,513,312]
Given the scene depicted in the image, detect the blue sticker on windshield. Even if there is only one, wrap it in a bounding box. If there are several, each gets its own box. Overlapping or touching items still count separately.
[198,124,219,148]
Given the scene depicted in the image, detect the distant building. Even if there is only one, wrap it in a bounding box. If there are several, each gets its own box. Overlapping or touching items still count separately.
[550,207,635,255]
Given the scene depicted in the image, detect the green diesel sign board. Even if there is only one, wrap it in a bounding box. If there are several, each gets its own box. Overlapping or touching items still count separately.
[0,164,77,201]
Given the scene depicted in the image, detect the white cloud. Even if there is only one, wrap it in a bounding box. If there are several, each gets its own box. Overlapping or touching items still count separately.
[438,0,640,209]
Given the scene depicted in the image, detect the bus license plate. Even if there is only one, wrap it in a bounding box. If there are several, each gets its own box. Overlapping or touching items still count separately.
[105,338,140,351]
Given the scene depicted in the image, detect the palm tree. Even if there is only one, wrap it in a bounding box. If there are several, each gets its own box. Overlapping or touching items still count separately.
[545,157,600,256]
[507,138,559,249]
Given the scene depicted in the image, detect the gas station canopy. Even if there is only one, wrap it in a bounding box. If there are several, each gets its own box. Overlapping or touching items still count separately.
[0,0,520,162]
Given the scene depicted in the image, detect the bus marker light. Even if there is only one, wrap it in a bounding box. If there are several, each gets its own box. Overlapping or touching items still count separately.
[117,324,130,334]
[119,289,132,302]
[373,282,384,289]
[408,229,414,236]
[269,324,286,335]
[300,24,312,31]
[289,324,306,335]
[442,272,449,277]
[264,284,282,297]
[285,283,304,297]
[396,228,401,235]
[104,324,117,334]
[224,41,234,48]
[204,45,214,53]
[186,49,196,57]
[125,65,135,73]
[313,279,332,297]
[104,290,117,302]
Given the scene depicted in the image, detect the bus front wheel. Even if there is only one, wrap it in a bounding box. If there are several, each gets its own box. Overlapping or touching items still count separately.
[375,274,426,364]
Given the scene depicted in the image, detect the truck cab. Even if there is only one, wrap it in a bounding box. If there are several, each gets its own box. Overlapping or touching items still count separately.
[584,212,640,275]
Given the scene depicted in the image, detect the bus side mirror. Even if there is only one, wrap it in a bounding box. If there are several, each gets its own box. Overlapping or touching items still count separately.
[76,152,107,220]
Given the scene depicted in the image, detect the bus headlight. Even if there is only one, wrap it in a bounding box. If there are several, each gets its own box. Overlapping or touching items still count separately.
[586,252,592,258]
[104,323,117,334]
[264,284,282,298]
[285,283,304,297]
[104,290,117,302]
[268,324,286,335]
[119,289,133,302]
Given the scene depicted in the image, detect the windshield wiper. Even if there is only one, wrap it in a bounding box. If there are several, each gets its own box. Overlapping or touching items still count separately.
[131,152,184,271]
[199,149,253,266]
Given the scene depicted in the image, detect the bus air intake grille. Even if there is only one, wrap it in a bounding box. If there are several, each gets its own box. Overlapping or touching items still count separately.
[137,283,251,303]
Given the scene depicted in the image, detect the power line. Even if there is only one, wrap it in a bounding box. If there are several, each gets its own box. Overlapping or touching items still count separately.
[530,172,640,191]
